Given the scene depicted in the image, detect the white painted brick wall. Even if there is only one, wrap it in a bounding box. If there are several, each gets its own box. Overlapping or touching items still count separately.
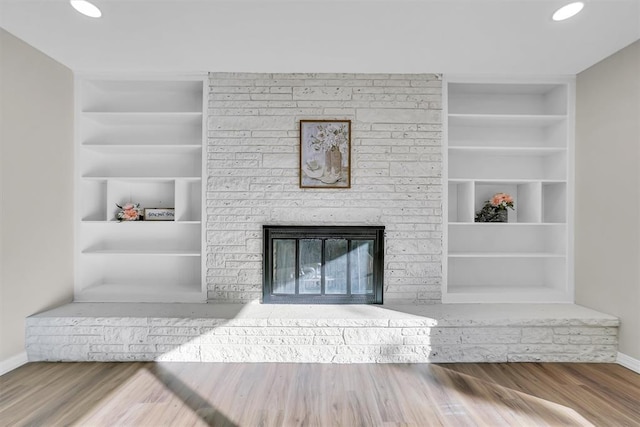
[26,316,619,363]
[207,73,443,303]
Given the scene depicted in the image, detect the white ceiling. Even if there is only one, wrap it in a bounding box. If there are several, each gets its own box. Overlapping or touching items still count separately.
[1,0,639,75]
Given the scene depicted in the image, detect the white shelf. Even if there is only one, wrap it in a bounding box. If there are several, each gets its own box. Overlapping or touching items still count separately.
[82,176,201,181]
[81,144,201,177]
[448,121,567,149]
[449,146,566,156]
[79,179,201,222]
[449,181,567,224]
[449,149,566,180]
[77,248,202,302]
[81,220,201,224]
[82,144,202,154]
[449,252,565,258]
[80,117,202,146]
[81,79,203,113]
[449,222,566,226]
[82,249,200,256]
[445,77,573,303]
[444,286,571,304]
[448,223,566,254]
[82,112,202,125]
[75,282,204,303]
[449,114,566,127]
[448,83,568,116]
[75,76,206,303]
[448,285,559,293]
[448,257,566,290]
[449,179,566,184]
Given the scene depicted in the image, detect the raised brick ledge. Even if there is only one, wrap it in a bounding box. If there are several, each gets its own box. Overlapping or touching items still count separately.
[26,303,619,364]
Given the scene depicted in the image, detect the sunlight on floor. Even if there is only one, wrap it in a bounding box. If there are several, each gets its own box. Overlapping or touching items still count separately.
[3,362,632,426]
[73,367,237,426]
[432,365,595,426]
[67,362,597,427]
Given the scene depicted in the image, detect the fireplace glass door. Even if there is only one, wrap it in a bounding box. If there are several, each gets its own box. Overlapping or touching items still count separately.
[264,226,384,304]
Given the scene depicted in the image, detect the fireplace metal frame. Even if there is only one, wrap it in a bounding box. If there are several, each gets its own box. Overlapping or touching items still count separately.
[263,225,384,304]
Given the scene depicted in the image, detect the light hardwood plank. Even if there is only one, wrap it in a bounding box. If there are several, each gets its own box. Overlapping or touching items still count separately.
[0,362,638,426]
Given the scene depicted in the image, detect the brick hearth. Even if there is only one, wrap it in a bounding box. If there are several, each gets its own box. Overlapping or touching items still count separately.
[26,303,618,363]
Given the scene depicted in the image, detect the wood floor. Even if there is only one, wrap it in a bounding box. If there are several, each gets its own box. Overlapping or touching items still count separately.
[1,362,638,426]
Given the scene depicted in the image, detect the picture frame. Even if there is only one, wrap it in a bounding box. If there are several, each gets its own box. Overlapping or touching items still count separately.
[144,208,175,221]
[300,120,351,189]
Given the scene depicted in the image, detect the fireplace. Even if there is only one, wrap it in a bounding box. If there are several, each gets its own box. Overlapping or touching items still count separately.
[263,225,384,304]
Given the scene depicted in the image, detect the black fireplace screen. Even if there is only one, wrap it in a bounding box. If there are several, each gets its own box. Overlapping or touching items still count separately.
[263,226,384,304]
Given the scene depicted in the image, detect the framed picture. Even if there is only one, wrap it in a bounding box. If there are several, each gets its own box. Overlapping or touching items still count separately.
[300,120,351,188]
[144,208,175,221]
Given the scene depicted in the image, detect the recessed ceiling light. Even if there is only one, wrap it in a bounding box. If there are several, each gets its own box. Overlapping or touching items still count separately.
[70,0,102,18]
[552,2,584,21]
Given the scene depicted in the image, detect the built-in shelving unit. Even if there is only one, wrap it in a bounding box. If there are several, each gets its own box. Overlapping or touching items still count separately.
[75,76,206,302]
[444,77,574,303]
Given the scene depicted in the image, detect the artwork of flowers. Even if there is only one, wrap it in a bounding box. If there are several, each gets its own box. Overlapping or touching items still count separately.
[475,192,515,223]
[300,120,351,188]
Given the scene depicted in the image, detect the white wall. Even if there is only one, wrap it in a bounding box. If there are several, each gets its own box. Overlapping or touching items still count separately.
[0,29,74,364]
[207,73,443,304]
[575,40,640,360]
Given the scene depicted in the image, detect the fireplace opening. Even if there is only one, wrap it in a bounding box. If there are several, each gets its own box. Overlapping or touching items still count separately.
[263,226,384,304]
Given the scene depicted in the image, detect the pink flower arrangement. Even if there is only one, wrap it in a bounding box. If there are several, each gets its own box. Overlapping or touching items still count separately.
[116,203,142,221]
[475,192,515,222]
[490,192,514,210]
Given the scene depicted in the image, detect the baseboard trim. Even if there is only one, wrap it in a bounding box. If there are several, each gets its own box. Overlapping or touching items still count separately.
[0,351,28,376]
[617,352,640,374]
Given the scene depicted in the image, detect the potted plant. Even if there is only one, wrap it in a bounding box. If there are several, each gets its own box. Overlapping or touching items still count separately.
[475,193,514,223]
[115,203,143,221]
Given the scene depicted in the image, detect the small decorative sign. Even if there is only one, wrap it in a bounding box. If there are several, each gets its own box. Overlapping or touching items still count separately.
[144,208,175,221]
